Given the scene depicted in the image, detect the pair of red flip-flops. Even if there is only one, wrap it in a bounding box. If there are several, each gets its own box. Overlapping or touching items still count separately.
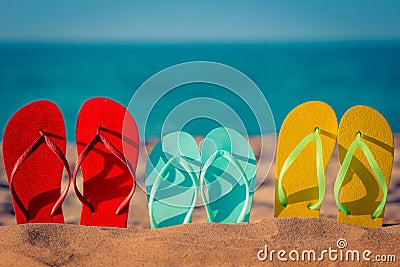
[2,97,139,228]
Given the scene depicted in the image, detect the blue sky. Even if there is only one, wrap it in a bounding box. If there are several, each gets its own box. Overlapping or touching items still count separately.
[0,0,400,42]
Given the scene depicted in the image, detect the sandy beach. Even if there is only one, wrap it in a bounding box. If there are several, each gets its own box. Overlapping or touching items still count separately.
[0,135,399,266]
[0,218,399,266]
[1,0,399,265]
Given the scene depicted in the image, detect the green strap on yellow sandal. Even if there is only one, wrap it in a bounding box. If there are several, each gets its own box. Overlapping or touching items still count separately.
[334,132,387,220]
[335,105,393,228]
[274,101,338,219]
[277,127,325,210]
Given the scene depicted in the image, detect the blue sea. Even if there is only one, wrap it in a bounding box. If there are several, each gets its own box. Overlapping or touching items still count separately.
[0,41,400,141]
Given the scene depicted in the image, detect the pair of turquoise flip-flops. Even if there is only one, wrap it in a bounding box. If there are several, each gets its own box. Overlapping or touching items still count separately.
[145,127,257,229]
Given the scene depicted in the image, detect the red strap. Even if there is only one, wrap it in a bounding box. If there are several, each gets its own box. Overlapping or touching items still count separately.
[10,130,71,222]
[73,125,136,215]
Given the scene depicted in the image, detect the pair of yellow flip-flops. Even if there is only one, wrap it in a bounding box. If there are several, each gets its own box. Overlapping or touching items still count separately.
[274,101,394,228]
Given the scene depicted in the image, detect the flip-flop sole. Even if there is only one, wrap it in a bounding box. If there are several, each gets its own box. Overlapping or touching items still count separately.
[145,131,200,229]
[76,97,139,228]
[2,100,66,224]
[337,106,393,227]
[275,101,338,218]
[201,127,256,223]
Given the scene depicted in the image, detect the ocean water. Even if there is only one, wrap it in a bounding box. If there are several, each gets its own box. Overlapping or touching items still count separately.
[0,41,399,141]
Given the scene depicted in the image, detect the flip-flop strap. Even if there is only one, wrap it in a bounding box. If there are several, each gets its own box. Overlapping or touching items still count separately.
[200,150,250,223]
[334,132,387,219]
[73,125,136,215]
[148,156,198,229]
[277,128,325,210]
[10,130,71,222]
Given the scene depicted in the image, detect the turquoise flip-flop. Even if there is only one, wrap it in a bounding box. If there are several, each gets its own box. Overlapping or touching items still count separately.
[200,127,256,223]
[145,131,201,229]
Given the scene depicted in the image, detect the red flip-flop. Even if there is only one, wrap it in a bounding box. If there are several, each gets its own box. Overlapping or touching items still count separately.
[73,97,139,228]
[2,100,71,224]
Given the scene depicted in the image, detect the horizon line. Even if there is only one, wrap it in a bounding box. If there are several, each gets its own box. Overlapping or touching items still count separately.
[1,37,400,45]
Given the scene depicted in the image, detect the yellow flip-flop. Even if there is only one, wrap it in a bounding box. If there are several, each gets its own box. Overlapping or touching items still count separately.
[334,106,393,228]
[275,101,338,218]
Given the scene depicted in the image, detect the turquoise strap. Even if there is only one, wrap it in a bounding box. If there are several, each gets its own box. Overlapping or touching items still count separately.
[148,156,198,229]
[334,132,387,219]
[200,150,250,223]
[277,128,325,210]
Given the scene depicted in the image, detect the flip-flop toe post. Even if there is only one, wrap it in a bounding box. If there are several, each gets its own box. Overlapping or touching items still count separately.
[200,127,256,223]
[74,97,139,228]
[275,101,338,218]
[2,100,70,224]
[334,106,393,228]
[145,131,200,229]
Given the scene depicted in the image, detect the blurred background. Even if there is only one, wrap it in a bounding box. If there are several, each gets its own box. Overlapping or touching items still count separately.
[0,0,400,140]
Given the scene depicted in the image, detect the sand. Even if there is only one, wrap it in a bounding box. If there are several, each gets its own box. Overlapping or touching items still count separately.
[0,135,399,266]
[0,218,399,266]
